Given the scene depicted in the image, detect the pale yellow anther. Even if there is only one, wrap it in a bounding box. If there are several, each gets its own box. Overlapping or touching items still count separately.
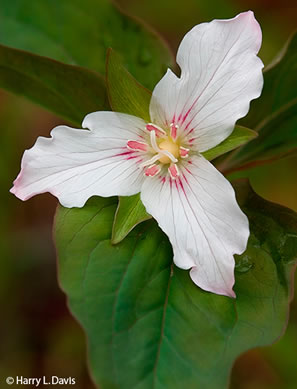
[158,139,179,164]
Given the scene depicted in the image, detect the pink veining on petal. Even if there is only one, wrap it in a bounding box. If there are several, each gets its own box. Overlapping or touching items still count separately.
[180,96,201,125]
[114,150,142,162]
[144,164,161,177]
[175,176,185,195]
[146,123,166,137]
[185,125,194,134]
[127,140,148,152]
[182,172,190,185]
[126,155,139,160]
[114,150,135,158]
[168,163,179,180]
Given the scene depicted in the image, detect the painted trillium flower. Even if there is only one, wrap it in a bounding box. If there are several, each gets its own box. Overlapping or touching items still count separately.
[11,11,263,297]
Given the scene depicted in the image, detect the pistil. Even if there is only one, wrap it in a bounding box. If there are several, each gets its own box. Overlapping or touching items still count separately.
[158,139,179,164]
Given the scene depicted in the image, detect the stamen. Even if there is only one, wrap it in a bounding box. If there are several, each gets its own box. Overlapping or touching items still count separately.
[144,164,161,177]
[139,153,161,168]
[127,140,149,152]
[150,130,178,164]
[170,123,179,141]
[179,146,189,158]
[150,130,160,153]
[160,150,178,164]
[159,150,178,162]
[168,163,180,180]
[146,123,166,137]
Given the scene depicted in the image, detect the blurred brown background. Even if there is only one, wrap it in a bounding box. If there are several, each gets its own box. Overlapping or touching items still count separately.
[1,0,297,388]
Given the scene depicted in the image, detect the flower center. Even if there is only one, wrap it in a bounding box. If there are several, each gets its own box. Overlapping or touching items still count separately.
[158,139,179,164]
[126,122,190,179]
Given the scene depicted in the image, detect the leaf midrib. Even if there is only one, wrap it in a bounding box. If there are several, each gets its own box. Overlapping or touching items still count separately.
[152,262,173,388]
[110,232,143,385]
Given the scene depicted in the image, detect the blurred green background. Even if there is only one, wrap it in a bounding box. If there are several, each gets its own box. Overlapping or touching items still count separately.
[1,0,297,388]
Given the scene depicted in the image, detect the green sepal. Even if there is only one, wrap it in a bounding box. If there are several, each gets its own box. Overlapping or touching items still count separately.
[106,48,152,121]
[202,125,257,161]
[106,49,153,243]
[111,194,151,244]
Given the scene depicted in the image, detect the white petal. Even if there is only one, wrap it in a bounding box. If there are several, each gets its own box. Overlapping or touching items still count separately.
[11,112,147,207]
[150,11,263,152]
[140,155,249,297]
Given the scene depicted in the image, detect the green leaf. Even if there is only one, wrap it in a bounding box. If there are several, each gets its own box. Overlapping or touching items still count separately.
[106,53,257,243]
[106,49,152,243]
[112,194,151,244]
[201,125,257,161]
[234,32,297,165]
[0,0,173,90]
[106,48,152,121]
[55,180,297,389]
[0,44,106,125]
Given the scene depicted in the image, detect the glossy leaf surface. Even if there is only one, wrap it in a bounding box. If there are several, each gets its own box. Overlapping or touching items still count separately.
[0,44,106,125]
[55,180,297,389]
[0,0,173,90]
[106,48,151,121]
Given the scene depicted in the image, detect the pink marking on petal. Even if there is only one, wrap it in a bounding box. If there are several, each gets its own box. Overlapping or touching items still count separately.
[168,163,179,180]
[115,150,134,157]
[182,108,192,124]
[146,123,166,137]
[179,147,189,158]
[127,140,148,152]
[238,11,262,50]
[175,176,187,199]
[178,177,184,189]
[10,171,26,199]
[114,150,142,161]
[144,164,161,177]
[170,123,178,140]
[182,173,190,186]
[181,93,202,125]
[188,138,196,144]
